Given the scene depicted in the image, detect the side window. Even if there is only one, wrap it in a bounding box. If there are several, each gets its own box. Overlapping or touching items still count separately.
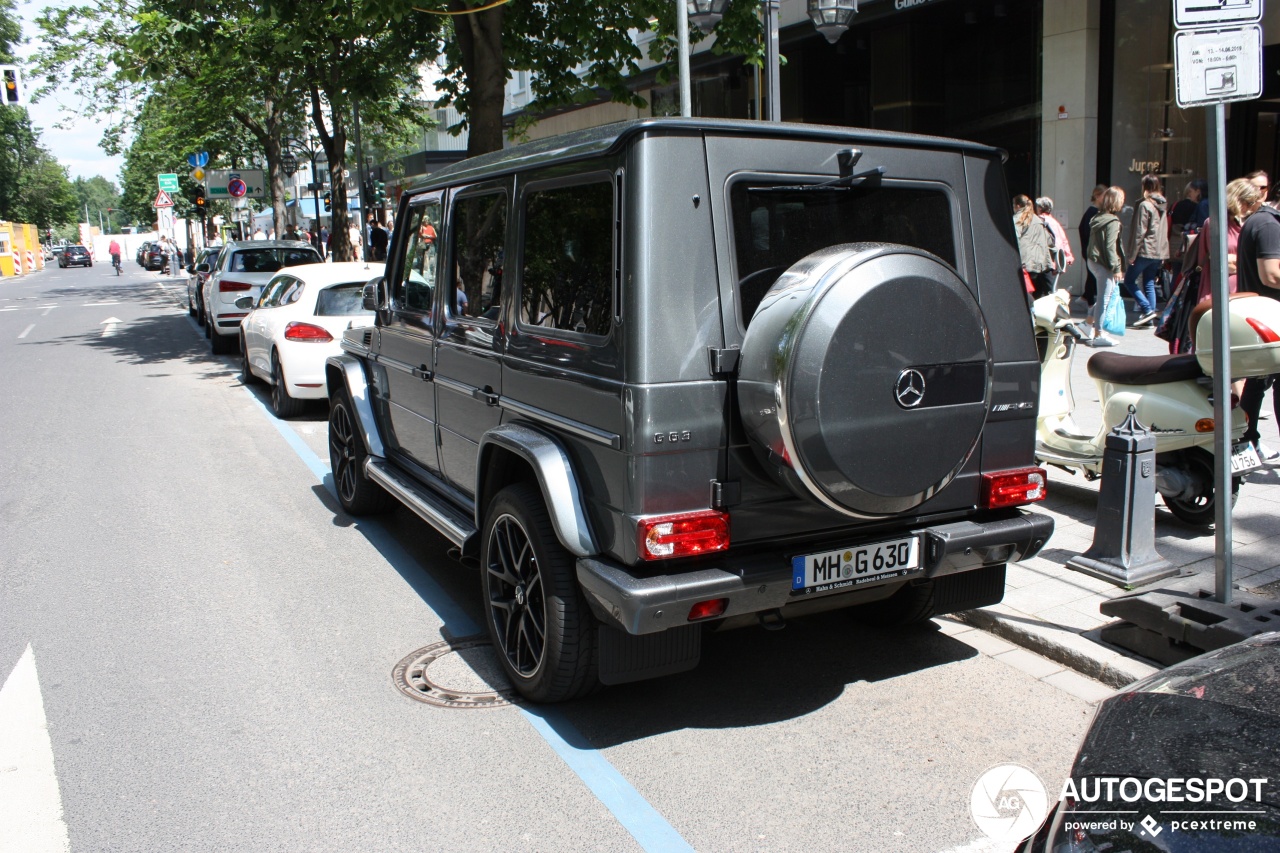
[280,279,304,305]
[518,178,613,337]
[450,191,506,322]
[260,276,291,308]
[394,200,441,314]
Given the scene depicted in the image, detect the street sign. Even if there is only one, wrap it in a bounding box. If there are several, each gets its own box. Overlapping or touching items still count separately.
[204,169,265,199]
[186,151,209,169]
[1174,0,1262,28]
[153,189,174,208]
[157,173,179,192]
[1174,25,1263,108]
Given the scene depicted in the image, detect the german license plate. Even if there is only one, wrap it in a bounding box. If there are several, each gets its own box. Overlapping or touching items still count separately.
[1231,443,1263,475]
[792,536,922,595]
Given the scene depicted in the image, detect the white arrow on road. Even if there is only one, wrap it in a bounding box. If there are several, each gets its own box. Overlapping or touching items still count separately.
[0,645,71,853]
[101,317,121,338]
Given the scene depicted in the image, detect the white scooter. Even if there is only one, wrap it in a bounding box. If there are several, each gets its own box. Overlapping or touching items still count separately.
[1033,291,1263,526]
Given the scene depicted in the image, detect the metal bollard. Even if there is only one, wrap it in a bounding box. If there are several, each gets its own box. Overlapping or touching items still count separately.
[1067,407,1176,588]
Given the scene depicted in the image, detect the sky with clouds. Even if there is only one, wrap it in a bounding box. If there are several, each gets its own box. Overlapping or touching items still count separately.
[17,1,126,184]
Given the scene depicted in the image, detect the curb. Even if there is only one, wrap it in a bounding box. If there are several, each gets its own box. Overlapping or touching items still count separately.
[955,606,1157,690]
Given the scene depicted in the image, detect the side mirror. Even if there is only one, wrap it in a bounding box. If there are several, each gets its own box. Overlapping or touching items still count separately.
[363,276,385,312]
[186,264,195,274]
[196,263,211,273]
[234,296,254,310]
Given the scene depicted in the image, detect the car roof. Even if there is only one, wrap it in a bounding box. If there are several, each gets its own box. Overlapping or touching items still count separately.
[224,240,316,250]
[267,261,385,287]
[412,117,1006,192]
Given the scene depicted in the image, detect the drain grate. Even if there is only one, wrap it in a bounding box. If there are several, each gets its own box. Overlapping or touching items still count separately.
[392,636,519,709]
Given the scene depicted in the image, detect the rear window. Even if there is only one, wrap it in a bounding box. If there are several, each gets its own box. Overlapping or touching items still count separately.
[315,283,373,316]
[730,181,955,326]
[230,247,321,273]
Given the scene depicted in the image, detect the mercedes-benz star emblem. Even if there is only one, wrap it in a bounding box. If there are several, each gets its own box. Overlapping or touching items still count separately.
[895,368,926,408]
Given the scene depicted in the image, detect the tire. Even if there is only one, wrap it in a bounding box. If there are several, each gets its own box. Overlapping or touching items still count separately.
[737,244,991,518]
[327,385,392,515]
[851,579,939,627]
[481,483,598,702]
[209,318,234,353]
[197,297,207,332]
[1162,447,1240,526]
[240,334,257,384]
[269,354,305,418]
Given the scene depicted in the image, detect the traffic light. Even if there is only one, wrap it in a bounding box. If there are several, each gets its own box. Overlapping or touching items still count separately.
[372,180,387,208]
[323,191,332,212]
[193,186,206,217]
[1,66,23,106]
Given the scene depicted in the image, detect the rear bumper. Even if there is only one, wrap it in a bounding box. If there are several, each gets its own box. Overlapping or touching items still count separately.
[576,510,1054,635]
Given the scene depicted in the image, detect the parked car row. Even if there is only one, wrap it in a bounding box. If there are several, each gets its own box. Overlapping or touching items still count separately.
[187,238,380,419]
[136,241,168,272]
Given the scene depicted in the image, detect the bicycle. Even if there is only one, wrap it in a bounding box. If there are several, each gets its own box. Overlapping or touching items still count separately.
[111,253,122,276]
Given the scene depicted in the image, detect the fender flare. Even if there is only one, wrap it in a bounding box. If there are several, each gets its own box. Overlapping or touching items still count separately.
[325,355,384,458]
[477,423,598,558]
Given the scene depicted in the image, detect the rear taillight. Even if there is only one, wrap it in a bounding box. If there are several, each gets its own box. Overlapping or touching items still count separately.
[1246,317,1280,344]
[687,598,728,621]
[219,279,252,292]
[981,468,1047,508]
[284,322,333,342]
[637,510,730,560]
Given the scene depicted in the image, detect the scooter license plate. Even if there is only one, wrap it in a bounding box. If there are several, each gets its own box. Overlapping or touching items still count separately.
[1230,443,1263,475]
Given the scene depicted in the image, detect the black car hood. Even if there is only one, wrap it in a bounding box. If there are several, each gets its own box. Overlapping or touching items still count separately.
[1074,633,1280,809]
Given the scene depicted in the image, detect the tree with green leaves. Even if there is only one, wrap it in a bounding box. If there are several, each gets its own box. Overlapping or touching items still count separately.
[423,0,766,156]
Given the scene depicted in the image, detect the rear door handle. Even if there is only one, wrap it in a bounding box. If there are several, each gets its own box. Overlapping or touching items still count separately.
[472,386,499,406]
[413,364,433,381]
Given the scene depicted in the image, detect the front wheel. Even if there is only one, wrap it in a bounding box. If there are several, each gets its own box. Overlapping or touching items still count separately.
[481,483,598,702]
[1161,447,1241,526]
[327,386,392,515]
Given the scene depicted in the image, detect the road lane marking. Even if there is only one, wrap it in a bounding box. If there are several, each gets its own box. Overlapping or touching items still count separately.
[237,384,694,853]
[0,645,72,853]
[41,306,56,316]
[0,307,17,312]
[101,317,121,338]
[19,324,34,339]
[83,302,120,306]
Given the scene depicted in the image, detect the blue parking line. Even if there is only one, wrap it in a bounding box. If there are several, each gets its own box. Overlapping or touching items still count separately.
[241,385,693,853]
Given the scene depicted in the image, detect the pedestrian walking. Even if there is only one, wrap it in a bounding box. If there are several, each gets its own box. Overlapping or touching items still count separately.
[1036,196,1073,273]
[348,222,362,261]
[1246,170,1274,209]
[1121,173,1169,327]
[1236,179,1280,462]
[1084,186,1126,347]
[1078,184,1105,309]
[1013,194,1055,300]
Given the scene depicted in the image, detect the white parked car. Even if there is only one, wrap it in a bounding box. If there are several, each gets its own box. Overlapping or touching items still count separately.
[239,261,385,418]
[201,240,323,354]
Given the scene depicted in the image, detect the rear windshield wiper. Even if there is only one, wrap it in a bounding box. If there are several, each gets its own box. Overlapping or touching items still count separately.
[748,148,885,193]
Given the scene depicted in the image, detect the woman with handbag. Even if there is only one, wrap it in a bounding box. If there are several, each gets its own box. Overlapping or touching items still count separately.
[1013,194,1055,299]
[1122,174,1171,327]
[1192,178,1265,304]
[1084,186,1126,347]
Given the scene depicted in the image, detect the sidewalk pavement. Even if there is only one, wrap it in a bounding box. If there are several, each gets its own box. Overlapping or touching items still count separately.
[958,294,1280,689]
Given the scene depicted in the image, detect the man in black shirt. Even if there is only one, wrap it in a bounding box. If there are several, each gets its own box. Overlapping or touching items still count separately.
[1237,199,1280,460]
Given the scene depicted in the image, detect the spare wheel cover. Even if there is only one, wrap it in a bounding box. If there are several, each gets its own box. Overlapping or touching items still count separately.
[738,243,991,517]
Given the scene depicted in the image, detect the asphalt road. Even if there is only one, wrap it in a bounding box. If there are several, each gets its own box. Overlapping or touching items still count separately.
[1,260,1099,852]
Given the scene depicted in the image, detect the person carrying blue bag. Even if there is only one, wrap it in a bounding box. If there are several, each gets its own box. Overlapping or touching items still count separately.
[1085,186,1127,346]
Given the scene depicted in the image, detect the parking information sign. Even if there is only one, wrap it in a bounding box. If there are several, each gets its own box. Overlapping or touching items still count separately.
[157,173,179,192]
[1173,0,1263,28]
[1174,25,1263,108]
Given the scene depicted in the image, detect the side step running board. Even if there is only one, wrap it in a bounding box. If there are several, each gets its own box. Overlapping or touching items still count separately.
[365,458,477,548]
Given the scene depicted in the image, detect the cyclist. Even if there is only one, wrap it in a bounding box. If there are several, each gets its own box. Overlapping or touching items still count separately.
[108,238,122,275]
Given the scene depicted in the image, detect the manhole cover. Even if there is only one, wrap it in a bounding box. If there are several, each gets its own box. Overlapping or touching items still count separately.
[392,636,519,709]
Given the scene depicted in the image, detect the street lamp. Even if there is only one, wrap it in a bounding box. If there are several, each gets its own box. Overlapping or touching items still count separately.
[283,136,327,247]
[808,0,859,44]
[687,0,729,31]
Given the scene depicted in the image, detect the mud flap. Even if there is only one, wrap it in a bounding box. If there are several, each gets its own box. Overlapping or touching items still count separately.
[597,623,702,686]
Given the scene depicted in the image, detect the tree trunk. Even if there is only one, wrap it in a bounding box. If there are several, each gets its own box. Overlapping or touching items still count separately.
[311,80,352,261]
[263,95,289,239]
[453,1,506,157]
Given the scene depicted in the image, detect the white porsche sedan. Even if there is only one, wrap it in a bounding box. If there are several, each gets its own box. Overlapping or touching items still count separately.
[239,262,385,418]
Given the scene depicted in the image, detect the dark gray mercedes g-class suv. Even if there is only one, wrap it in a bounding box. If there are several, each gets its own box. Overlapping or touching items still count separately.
[327,118,1052,702]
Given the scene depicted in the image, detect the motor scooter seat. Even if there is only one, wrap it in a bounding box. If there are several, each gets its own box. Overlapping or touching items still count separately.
[1086,352,1204,385]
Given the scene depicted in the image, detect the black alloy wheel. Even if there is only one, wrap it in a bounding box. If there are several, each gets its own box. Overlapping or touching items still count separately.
[239,335,256,384]
[481,483,598,702]
[270,355,305,419]
[326,388,391,515]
